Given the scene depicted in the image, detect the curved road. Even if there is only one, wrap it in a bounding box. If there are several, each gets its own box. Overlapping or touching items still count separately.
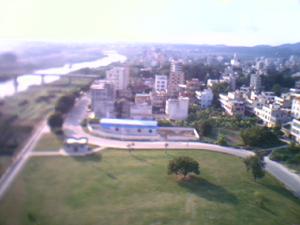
[64,96,254,158]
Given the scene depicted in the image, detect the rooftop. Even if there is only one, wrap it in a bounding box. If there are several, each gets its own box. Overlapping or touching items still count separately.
[65,137,88,145]
[100,118,157,127]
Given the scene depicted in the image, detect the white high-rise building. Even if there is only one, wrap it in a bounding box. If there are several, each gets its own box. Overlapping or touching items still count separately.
[91,81,115,118]
[291,118,300,143]
[219,91,245,116]
[250,73,262,92]
[291,93,300,119]
[195,89,214,109]
[106,67,129,90]
[165,97,189,120]
[254,104,291,128]
[154,75,168,91]
[168,60,185,97]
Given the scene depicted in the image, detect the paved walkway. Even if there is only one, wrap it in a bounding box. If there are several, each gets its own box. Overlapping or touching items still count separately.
[265,157,300,198]
[31,147,104,157]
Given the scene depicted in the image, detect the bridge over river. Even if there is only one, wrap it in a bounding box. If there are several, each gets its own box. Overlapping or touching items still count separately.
[11,73,101,89]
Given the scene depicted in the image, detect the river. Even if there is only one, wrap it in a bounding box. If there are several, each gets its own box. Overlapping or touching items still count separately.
[0,51,126,98]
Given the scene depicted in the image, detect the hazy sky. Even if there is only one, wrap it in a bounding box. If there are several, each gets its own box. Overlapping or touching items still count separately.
[0,0,300,46]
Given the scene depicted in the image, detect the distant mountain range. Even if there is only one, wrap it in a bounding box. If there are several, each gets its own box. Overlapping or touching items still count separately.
[0,40,299,59]
[161,42,300,58]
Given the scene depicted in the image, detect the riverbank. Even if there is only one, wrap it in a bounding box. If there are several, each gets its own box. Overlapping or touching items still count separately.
[0,77,93,175]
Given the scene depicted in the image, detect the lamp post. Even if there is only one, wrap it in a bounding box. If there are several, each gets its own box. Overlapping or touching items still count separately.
[164,133,168,154]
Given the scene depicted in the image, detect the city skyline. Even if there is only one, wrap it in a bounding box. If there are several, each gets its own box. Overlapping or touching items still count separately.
[0,0,300,46]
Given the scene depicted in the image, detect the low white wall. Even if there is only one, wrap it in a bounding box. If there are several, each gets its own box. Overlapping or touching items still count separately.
[87,124,200,141]
[88,124,160,141]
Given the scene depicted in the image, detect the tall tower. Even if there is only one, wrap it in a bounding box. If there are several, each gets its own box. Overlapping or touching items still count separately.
[106,67,129,91]
[250,73,262,92]
[168,60,185,97]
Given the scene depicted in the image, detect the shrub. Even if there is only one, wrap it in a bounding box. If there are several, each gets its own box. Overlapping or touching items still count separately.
[216,135,228,146]
[241,126,279,147]
[254,191,266,208]
[168,156,200,178]
[287,154,300,164]
[244,155,265,181]
[270,151,288,161]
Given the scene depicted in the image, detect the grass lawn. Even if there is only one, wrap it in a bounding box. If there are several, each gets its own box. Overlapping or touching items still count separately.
[34,132,63,151]
[218,128,243,146]
[0,156,12,176]
[270,147,300,173]
[0,150,300,225]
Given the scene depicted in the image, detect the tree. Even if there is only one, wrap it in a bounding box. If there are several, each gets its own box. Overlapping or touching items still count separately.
[114,98,127,118]
[55,94,76,114]
[158,119,173,127]
[168,156,200,178]
[47,112,64,131]
[241,126,279,148]
[211,82,229,107]
[254,191,266,208]
[272,84,281,96]
[243,155,265,181]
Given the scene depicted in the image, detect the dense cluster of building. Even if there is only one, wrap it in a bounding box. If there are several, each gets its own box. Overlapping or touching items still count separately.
[90,60,214,122]
[89,51,300,143]
[215,55,300,143]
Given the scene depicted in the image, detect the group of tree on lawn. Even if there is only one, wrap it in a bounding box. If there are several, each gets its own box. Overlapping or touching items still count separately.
[241,126,280,148]
[168,154,265,182]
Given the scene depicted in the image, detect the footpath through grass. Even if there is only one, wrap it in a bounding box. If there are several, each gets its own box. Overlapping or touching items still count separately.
[0,149,299,225]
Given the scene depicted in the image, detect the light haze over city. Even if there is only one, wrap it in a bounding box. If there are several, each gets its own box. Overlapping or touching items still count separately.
[0,0,300,46]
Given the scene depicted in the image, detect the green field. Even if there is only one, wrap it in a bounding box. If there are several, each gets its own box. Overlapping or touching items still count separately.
[0,150,300,225]
[34,132,63,151]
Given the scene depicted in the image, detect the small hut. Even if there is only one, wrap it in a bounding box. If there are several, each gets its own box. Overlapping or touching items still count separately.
[64,137,88,152]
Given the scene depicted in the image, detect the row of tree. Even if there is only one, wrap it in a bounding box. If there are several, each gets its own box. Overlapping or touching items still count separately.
[47,92,78,134]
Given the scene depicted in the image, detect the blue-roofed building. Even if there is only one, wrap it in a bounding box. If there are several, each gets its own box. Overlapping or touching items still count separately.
[100,118,158,136]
